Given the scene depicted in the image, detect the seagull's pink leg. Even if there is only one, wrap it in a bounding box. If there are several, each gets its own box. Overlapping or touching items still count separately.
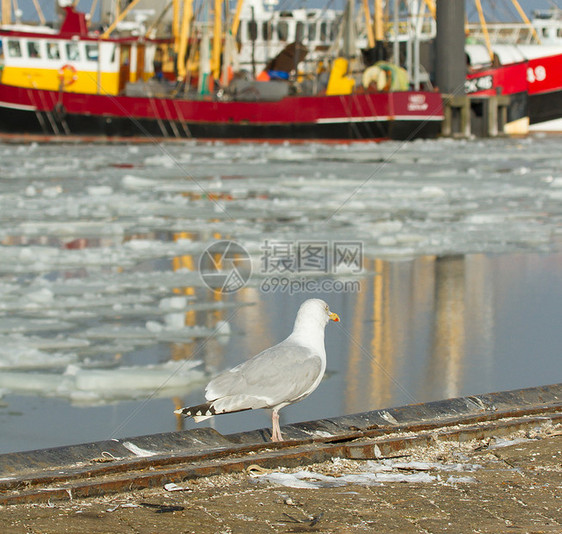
[271,410,283,442]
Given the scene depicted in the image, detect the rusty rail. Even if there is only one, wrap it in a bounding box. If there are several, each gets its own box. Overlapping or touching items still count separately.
[0,383,560,505]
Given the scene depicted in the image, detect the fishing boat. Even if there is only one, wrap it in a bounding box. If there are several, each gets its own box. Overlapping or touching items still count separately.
[0,1,443,141]
[465,52,562,132]
[235,0,562,134]
[465,6,562,132]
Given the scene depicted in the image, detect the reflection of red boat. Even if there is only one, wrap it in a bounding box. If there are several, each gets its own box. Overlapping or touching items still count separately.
[0,6,443,141]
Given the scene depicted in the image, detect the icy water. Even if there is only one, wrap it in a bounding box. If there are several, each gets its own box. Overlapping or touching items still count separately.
[0,136,561,453]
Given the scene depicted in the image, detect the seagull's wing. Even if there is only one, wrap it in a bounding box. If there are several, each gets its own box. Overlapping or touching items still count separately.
[205,343,323,414]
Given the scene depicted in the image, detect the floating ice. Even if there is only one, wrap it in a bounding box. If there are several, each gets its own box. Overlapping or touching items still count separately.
[419,185,447,198]
[0,345,77,370]
[0,318,75,334]
[87,185,114,196]
[0,360,205,405]
[1,136,561,442]
[159,296,190,310]
[121,174,159,189]
[24,288,54,304]
[144,154,176,167]
[214,320,231,336]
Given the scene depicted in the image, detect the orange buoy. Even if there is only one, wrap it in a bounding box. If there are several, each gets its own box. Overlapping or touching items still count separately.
[58,64,78,87]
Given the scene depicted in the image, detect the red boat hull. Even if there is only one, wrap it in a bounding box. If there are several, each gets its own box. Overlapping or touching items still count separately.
[0,84,443,141]
[466,53,562,125]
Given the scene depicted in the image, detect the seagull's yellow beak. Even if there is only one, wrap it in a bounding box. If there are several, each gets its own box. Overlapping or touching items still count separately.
[329,312,340,322]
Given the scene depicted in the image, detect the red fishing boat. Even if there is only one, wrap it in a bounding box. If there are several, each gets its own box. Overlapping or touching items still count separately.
[466,53,562,131]
[0,4,443,141]
[464,3,562,132]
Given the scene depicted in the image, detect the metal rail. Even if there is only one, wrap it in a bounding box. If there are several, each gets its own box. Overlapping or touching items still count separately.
[0,383,560,505]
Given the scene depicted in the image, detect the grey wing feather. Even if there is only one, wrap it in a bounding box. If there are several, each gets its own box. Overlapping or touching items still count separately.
[205,344,322,408]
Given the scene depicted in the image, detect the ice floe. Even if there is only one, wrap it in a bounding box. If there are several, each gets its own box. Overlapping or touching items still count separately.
[0,360,205,405]
[0,136,561,445]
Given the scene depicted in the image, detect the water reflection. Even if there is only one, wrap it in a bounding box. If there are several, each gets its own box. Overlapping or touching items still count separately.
[196,251,559,436]
[430,256,466,400]
[339,254,505,414]
[160,249,562,434]
[1,250,561,452]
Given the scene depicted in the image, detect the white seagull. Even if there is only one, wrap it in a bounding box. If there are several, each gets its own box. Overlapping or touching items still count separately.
[174,299,340,441]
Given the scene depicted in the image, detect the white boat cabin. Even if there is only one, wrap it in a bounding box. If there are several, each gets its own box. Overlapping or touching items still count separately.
[0,5,159,95]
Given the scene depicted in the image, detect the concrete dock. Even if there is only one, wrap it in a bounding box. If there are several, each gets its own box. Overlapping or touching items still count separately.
[1,384,561,532]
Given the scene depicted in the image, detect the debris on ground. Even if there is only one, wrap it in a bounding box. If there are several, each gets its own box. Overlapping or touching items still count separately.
[1,423,561,533]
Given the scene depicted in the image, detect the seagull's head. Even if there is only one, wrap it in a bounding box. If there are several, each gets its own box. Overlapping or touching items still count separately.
[296,299,340,330]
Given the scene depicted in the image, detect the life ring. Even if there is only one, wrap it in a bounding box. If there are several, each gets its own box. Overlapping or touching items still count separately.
[58,64,78,87]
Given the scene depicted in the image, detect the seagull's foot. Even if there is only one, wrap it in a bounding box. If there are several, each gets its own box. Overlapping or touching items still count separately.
[271,410,283,442]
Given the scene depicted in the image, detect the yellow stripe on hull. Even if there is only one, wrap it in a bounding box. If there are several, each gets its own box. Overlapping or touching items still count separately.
[1,66,121,95]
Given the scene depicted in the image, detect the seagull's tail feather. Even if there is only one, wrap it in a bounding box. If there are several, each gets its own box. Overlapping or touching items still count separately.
[174,399,253,422]
[174,402,216,422]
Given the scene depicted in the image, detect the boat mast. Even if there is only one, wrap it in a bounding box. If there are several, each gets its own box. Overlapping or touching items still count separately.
[374,0,384,43]
[211,0,222,80]
[89,0,100,25]
[31,0,46,25]
[474,0,494,62]
[176,0,194,81]
[144,0,174,37]
[101,0,143,38]
[342,0,356,58]
[392,0,399,64]
[511,0,541,44]
[362,0,375,48]
[221,1,235,87]
[1,0,11,24]
[231,0,244,38]
[173,0,181,51]
[472,0,542,62]
[423,0,435,18]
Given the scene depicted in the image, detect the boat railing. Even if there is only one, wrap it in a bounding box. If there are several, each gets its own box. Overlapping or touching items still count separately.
[467,22,533,44]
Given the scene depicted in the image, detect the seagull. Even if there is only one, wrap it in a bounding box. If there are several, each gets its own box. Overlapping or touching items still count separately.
[174,299,340,441]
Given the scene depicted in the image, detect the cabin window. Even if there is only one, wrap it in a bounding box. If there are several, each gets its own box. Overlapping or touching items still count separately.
[263,21,272,40]
[46,42,60,59]
[66,42,81,61]
[277,21,289,41]
[247,20,258,41]
[7,40,22,58]
[120,46,130,65]
[320,22,328,42]
[27,41,41,58]
[308,22,317,41]
[85,44,98,62]
[295,22,305,42]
